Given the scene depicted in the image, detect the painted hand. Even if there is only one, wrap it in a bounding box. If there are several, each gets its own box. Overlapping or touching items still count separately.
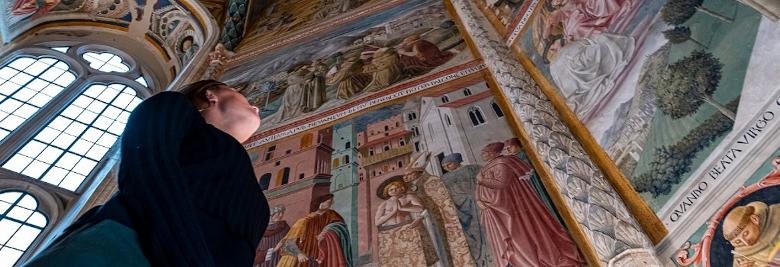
[296,253,309,263]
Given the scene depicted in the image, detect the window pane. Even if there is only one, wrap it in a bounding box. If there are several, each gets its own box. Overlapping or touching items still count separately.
[51,47,69,53]
[0,191,47,267]
[82,52,129,73]
[0,56,75,142]
[2,84,142,190]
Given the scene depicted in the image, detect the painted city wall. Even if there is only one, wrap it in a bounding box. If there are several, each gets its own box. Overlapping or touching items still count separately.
[673,150,780,267]
[246,77,586,267]
[509,0,780,217]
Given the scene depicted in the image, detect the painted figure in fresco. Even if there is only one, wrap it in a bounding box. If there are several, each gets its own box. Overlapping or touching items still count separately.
[303,59,328,112]
[502,138,561,223]
[255,205,291,267]
[476,142,583,267]
[330,57,371,100]
[440,153,495,267]
[277,66,310,123]
[397,35,455,76]
[276,194,352,267]
[403,152,476,267]
[363,47,403,92]
[375,178,439,266]
[724,201,780,267]
[11,0,60,18]
[549,32,635,120]
[179,36,199,66]
[764,157,780,184]
[536,0,635,52]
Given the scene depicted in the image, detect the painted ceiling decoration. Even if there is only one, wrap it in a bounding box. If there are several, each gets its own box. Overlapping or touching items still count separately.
[0,0,218,81]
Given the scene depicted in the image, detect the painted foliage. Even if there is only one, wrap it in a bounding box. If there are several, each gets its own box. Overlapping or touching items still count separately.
[247,78,584,267]
[674,151,780,267]
[223,1,473,133]
[514,0,779,210]
[241,0,381,48]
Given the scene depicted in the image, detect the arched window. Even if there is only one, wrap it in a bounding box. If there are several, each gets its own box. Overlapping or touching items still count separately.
[0,191,48,266]
[384,125,389,132]
[463,88,472,96]
[441,95,449,103]
[0,45,149,192]
[492,101,504,118]
[468,107,486,126]
[344,155,350,164]
[259,173,272,190]
[399,139,405,146]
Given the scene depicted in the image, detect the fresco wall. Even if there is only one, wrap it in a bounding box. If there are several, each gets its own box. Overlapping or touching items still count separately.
[246,75,586,267]
[673,150,780,267]
[223,0,474,134]
[511,0,780,213]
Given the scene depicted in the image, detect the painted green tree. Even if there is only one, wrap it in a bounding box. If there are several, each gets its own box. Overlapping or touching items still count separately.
[633,98,737,196]
[661,0,733,25]
[663,26,706,48]
[656,50,734,121]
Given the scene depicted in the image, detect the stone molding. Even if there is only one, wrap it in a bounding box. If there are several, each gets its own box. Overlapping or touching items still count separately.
[447,0,661,265]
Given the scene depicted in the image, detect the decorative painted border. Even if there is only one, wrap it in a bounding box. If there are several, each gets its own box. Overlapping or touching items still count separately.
[674,171,780,266]
[243,60,486,148]
[505,0,540,45]
[228,0,407,67]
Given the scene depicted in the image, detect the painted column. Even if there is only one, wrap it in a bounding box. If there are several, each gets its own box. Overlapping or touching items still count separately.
[447,0,661,265]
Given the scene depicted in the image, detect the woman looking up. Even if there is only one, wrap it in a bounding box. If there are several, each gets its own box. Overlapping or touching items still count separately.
[25,80,270,267]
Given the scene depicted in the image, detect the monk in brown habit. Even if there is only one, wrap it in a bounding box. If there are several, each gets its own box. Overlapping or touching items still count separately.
[476,142,583,267]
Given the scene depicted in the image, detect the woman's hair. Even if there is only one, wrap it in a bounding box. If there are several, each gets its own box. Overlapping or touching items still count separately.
[310,194,335,212]
[179,80,228,110]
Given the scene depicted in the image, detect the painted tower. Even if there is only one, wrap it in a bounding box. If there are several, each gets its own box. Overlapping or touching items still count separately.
[330,122,360,264]
[253,128,334,223]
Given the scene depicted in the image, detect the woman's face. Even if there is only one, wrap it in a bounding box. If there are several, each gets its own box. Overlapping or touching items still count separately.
[211,86,260,142]
[318,198,334,210]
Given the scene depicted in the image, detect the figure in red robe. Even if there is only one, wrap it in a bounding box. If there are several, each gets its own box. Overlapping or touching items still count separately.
[253,205,290,267]
[276,194,352,267]
[12,0,60,18]
[476,142,584,267]
[397,35,454,76]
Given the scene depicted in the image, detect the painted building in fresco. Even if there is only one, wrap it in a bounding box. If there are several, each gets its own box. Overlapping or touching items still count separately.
[254,128,334,223]
[330,122,361,263]
[417,82,515,175]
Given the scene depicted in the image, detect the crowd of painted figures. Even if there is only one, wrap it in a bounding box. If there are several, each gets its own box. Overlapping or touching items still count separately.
[253,138,585,267]
[275,34,455,123]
